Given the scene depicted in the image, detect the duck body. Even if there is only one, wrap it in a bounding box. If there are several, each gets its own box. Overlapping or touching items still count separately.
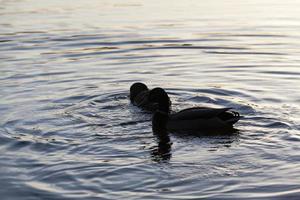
[153,107,240,133]
[130,82,171,112]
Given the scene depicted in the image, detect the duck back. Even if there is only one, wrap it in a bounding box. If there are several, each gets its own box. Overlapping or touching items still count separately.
[167,117,232,132]
[167,107,240,132]
[171,107,231,120]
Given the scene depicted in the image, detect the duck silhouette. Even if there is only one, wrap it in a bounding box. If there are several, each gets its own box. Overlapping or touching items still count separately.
[149,88,240,133]
[130,82,171,112]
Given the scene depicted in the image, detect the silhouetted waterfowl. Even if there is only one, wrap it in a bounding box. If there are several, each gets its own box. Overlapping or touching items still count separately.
[149,90,240,133]
[130,83,171,112]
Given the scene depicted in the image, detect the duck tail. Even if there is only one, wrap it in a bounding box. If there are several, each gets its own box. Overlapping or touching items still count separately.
[226,111,240,125]
[219,110,240,125]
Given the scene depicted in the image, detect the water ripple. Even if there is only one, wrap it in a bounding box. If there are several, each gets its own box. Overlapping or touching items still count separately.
[1,0,300,199]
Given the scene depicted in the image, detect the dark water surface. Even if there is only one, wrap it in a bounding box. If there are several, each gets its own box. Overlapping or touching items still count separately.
[1,1,300,199]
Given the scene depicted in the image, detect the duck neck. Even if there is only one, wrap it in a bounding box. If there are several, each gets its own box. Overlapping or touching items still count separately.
[158,101,170,113]
[152,110,169,134]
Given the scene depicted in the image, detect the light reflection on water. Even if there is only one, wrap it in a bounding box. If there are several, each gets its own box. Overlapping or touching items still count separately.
[1,0,300,199]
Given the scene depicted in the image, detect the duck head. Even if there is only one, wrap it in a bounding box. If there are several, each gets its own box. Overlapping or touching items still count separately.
[130,82,148,102]
[148,87,171,113]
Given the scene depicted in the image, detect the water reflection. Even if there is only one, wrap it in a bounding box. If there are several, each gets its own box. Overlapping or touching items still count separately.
[151,126,239,162]
[151,130,172,162]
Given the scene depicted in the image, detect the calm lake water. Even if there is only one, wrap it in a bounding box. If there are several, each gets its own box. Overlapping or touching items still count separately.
[1,0,300,199]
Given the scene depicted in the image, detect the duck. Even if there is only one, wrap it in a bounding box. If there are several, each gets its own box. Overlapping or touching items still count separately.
[130,82,171,112]
[149,90,240,133]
